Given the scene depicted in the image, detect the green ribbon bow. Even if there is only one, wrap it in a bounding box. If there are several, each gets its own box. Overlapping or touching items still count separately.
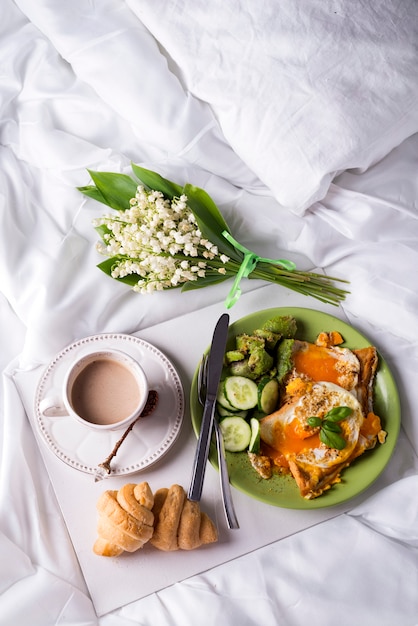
[222,231,296,308]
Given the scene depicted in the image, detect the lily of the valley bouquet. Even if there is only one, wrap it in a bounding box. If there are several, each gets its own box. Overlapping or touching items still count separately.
[79,164,349,308]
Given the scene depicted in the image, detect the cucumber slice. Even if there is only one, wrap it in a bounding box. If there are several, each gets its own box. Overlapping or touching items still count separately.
[223,376,258,410]
[251,408,268,420]
[216,384,237,411]
[217,404,248,419]
[258,377,280,414]
[248,417,261,453]
[219,416,252,452]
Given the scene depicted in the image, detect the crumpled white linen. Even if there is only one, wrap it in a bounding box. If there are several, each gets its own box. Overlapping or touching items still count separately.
[1,0,418,624]
[128,0,418,215]
[9,0,261,192]
[111,476,418,626]
[0,362,98,626]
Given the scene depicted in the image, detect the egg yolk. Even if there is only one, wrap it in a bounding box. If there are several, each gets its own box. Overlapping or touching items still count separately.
[265,418,322,466]
[261,442,289,468]
[292,344,343,385]
[360,412,382,438]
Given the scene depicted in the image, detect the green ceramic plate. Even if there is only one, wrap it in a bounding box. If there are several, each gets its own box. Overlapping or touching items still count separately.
[190,307,401,509]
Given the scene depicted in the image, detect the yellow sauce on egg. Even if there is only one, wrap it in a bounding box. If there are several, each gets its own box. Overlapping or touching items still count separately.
[292,344,342,385]
[262,417,322,468]
[360,412,382,438]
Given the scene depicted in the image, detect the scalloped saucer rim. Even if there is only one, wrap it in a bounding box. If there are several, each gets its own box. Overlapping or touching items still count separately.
[34,333,184,476]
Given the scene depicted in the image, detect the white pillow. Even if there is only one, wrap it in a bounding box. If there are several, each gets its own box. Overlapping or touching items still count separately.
[128,0,418,214]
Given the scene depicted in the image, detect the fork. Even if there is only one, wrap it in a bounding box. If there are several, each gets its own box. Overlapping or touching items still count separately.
[198,355,239,530]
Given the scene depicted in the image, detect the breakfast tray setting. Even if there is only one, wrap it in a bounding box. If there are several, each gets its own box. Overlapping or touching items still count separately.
[13,284,401,616]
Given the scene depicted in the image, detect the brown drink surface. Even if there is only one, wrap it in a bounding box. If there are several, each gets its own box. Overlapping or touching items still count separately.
[71,358,141,425]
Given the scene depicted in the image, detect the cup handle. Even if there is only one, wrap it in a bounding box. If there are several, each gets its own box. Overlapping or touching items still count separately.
[39,396,69,417]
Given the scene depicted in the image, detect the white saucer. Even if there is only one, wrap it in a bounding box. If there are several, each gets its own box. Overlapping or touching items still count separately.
[34,333,184,476]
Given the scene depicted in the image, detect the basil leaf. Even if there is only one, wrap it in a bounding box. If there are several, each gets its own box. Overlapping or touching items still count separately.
[307,416,322,428]
[322,421,342,434]
[325,406,353,422]
[131,164,183,199]
[86,171,137,211]
[319,429,346,450]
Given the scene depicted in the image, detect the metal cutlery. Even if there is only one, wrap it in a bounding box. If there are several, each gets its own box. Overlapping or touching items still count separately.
[197,352,239,529]
[188,313,230,503]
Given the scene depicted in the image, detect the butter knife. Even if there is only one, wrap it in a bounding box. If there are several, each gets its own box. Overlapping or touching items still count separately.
[188,313,230,501]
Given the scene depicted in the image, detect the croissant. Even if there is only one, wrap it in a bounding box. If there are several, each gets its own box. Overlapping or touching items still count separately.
[93,482,218,557]
[150,484,218,551]
[93,482,155,557]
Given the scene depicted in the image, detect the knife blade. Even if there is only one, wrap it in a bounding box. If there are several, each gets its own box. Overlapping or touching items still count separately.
[188,312,230,501]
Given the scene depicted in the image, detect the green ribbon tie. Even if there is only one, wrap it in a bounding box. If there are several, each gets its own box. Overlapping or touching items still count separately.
[222,231,296,308]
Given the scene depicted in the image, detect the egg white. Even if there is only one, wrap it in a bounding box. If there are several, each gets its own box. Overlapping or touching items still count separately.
[260,381,364,469]
[291,340,360,392]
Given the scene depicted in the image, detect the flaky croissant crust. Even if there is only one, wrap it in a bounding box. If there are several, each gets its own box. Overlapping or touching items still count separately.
[93,482,218,557]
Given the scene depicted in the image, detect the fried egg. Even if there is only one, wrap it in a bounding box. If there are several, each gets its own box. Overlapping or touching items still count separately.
[290,340,360,392]
[260,381,365,498]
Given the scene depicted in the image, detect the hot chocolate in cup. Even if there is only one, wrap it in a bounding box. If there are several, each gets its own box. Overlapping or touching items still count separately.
[39,349,149,431]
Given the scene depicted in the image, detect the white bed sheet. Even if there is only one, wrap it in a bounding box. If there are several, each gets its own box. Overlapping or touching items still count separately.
[1,1,418,624]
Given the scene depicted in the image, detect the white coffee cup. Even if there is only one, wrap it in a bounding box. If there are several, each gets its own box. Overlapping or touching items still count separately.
[39,349,149,431]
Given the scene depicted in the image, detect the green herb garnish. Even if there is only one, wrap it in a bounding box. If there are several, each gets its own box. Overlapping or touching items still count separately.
[307,406,353,450]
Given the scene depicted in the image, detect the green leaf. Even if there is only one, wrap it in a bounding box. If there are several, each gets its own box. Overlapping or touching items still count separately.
[319,429,346,450]
[97,258,139,286]
[184,184,230,232]
[95,224,112,241]
[325,406,353,422]
[183,184,242,262]
[321,421,342,434]
[307,416,322,428]
[86,171,137,211]
[131,164,183,199]
[77,184,107,205]
[96,257,115,277]
[180,272,232,291]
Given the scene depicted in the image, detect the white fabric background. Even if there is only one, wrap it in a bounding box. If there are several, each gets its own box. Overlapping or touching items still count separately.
[1,0,418,624]
[129,0,418,214]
